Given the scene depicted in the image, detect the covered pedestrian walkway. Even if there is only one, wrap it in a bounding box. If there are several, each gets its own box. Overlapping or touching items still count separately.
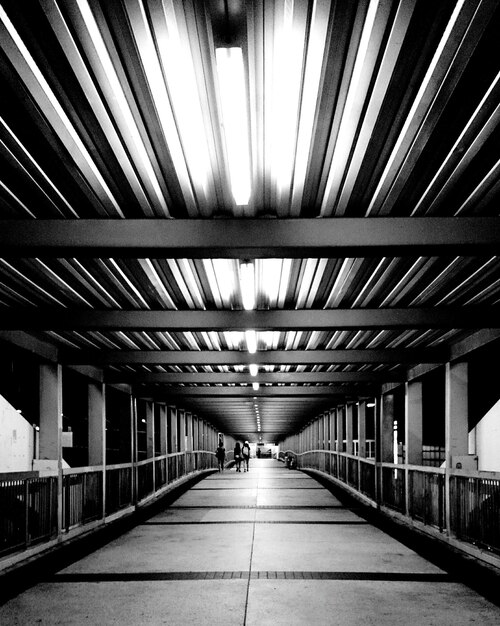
[1,459,499,625]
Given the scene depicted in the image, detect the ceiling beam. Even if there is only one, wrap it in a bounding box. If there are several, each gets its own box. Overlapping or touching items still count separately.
[106,371,402,384]
[1,218,499,257]
[1,308,498,330]
[136,385,374,398]
[62,348,447,365]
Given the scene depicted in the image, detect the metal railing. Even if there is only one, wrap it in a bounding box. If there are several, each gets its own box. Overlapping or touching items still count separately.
[106,464,133,516]
[0,473,57,557]
[408,467,445,531]
[63,468,103,531]
[0,450,217,560]
[289,449,500,557]
[450,474,500,555]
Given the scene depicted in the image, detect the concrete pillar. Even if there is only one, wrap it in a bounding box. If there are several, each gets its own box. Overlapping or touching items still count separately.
[345,404,354,455]
[192,415,198,450]
[185,412,192,451]
[358,401,367,458]
[39,363,62,462]
[159,405,167,456]
[178,409,185,452]
[145,401,154,459]
[379,393,394,463]
[405,381,423,466]
[169,406,178,453]
[336,406,344,452]
[445,362,469,465]
[88,382,105,466]
[131,395,138,503]
[445,361,469,534]
[39,363,63,533]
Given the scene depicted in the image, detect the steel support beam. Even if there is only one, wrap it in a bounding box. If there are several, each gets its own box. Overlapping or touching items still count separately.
[135,385,374,398]
[62,348,447,365]
[1,218,499,257]
[1,308,498,330]
[105,371,403,384]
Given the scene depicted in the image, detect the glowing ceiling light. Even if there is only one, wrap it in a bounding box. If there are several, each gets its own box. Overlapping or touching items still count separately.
[245,330,257,354]
[249,363,258,377]
[271,0,305,195]
[216,47,251,205]
[239,261,255,310]
[252,382,260,391]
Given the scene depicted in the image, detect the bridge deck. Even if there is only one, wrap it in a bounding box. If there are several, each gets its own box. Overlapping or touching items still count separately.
[1,459,499,625]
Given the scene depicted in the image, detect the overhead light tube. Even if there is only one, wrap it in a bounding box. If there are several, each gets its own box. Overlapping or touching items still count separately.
[249,363,258,377]
[239,261,255,310]
[252,382,260,391]
[246,330,257,354]
[216,47,252,206]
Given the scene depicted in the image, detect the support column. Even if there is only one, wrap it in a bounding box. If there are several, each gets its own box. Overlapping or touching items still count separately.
[39,363,63,534]
[88,382,106,519]
[445,361,469,534]
[178,409,185,452]
[376,393,394,505]
[445,362,469,464]
[193,415,198,450]
[379,393,394,463]
[336,406,344,452]
[405,381,423,466]
[88,382,105,466]
[146,401,154,492]
[131,395,137,504]
[405,381,423,515]
[358,401,367,459]
[330,409,336,452]
[159,405,167,456]
[345,404,354,455]
[186,412,193,451]
[146,401,154,459]
[169,406,178,453]
[159,405,167,483]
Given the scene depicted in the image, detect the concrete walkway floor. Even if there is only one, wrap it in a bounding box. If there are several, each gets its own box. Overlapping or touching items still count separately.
[1,459,500,625]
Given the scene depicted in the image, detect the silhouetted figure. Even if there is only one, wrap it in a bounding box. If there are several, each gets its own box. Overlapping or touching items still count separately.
[234,441,242,472]
[215,443,226,472]
[242,440,251,472]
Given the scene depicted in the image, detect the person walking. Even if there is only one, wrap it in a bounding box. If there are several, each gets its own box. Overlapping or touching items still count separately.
[234,441,242,472]
[215,441,226,472]
[242,440,251,472]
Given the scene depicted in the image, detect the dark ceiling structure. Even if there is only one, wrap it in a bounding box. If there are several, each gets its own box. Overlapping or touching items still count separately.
[1,0,500,443]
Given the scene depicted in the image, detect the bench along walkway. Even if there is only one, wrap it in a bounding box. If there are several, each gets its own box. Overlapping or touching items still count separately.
[1,459,500,625]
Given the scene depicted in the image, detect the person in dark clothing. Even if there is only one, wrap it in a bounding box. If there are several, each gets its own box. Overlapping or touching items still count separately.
[215,442,226,472]
[242,440,251,472]
[234,441,242,472]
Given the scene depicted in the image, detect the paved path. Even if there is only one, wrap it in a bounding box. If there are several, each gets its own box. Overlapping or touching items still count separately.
[1,459,500,624]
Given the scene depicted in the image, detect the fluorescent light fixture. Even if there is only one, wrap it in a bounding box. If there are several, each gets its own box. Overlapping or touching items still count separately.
[249,363,258,376]
[215,47,251,205]
[271,1,304,194]
[239,261,255,310]
[367,402,376,408]
[252,382,260,391]
[246,330,257,354]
